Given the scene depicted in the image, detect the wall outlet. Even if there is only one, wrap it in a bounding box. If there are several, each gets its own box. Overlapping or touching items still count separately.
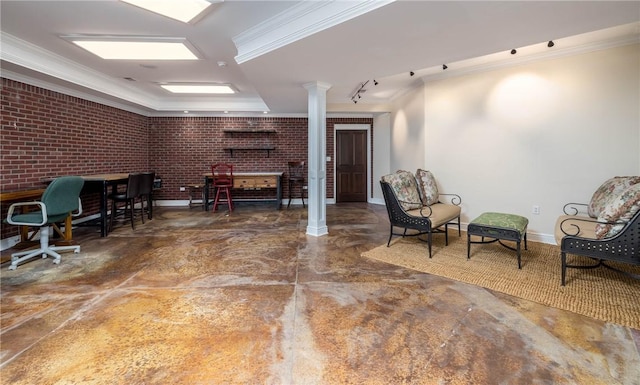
[532,205,540,215]
[179,186,186,192]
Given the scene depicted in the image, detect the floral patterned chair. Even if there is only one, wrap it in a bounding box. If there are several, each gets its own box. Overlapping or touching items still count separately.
[555,176,640,285]
[380,169,462,257]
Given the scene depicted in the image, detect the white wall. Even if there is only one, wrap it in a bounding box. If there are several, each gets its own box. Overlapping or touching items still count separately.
[391,43,640,243]
[371,113,391,204]
[390,85,426,171]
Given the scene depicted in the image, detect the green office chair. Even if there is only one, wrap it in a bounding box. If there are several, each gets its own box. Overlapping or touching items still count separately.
[5,176,85,270]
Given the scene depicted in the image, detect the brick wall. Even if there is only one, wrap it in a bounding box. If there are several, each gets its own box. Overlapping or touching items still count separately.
[149,117,308,201]
[1,79,149,239]
[148,116,372,201]
[1,78,373,240]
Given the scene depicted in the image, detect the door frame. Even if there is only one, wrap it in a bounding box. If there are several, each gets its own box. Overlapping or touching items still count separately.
[333,124,371,203]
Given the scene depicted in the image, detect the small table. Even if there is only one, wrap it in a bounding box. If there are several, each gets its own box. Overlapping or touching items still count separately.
[187,184,204,208]
[467,212,528,269]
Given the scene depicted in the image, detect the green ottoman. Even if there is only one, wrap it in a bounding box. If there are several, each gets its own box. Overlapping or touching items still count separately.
[467,212,528,269]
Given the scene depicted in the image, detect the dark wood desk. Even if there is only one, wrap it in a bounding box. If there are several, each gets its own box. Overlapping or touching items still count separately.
[80,173,129,237]
[203,172,283,211]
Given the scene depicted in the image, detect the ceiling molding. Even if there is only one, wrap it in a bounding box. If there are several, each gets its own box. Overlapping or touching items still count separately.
[420,24,640,84]
[152,98,269,112]
[1,69,153,116]
[1,32,273,114]
[232,0,394,64]
[1,32,157,109]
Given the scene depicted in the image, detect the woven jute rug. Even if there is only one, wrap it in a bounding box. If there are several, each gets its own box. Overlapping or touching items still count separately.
[362,233,640,329]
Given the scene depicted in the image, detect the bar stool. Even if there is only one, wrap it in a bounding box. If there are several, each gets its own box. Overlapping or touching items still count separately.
[211,163,234,212]
[287,161,305,208]
[188,184,204,208]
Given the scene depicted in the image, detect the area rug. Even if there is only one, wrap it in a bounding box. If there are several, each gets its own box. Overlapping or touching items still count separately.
[362,234,640,329]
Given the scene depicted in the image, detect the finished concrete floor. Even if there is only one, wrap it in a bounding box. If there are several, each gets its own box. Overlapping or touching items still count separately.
[1,203,639,384]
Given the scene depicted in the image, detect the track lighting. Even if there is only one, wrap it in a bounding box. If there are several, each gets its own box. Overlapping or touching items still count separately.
[373,80,378,86]
[410,71,415,76]
[510,49,517,55]
[547,40,555,48]
[350,80,369,103]
[442,64,448,70]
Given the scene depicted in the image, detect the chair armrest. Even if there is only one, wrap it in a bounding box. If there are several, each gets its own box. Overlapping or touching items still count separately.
[439,193,462,206]
[418,205,433,217]
[563,202,588,216]
[559,215,622,237]
[6,201,47,226]
[72,198,83,217]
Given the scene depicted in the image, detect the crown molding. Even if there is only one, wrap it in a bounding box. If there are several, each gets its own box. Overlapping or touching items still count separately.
[1,32,273,115]
[420,25,640,84]
[233,0,394,64]
[1,69,153,116]
[1,32,158,109]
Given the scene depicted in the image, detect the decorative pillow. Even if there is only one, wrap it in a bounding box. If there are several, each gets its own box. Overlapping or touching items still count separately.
[381,170,422,211]
[588,176,640,218]
[415,169,439,206]
[594,183,640,239]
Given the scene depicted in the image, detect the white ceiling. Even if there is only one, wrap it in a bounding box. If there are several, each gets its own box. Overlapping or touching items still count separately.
[1,0,639,117]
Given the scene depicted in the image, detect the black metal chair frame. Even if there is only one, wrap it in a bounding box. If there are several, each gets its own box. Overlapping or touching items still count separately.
[380,180,461,258]
[559,206,640,286]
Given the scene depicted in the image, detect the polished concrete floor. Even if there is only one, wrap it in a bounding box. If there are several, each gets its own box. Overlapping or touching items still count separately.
[1,203,639,385]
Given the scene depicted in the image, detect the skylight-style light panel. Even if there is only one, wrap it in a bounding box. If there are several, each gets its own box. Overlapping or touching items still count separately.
[161,84,236,94]
[121,0,214,23]
[66,38,199,60]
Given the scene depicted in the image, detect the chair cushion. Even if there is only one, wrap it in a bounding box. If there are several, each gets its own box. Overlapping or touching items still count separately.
[415,169,439,206]
[381,170,422,211]
[406,202,461,228]
[588,176,640,218]
[595,183,640,239]
[554,215,598,245]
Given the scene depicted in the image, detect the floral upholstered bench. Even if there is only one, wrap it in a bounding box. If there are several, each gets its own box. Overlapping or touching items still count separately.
[467,212,529,269]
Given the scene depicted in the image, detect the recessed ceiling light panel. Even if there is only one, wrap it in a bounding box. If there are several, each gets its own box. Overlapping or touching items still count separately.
[120,0,215,24]
[160,84,236,94]
[62,36,200,60]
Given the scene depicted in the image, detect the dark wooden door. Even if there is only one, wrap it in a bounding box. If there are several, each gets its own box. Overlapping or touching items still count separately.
[336,130,367,202]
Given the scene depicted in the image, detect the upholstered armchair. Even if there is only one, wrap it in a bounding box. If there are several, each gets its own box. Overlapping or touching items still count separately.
[380,169,462,257]
[555,176,640,285]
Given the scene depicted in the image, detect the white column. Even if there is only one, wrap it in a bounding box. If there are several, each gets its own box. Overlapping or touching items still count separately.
[304,81,331,237]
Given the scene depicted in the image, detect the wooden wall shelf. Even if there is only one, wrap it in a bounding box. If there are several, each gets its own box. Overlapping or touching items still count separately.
[223,147,275,157]
[223,129,276,134]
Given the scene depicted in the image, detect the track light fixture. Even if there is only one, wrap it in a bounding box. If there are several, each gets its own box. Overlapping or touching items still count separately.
[442,64,448,70]
[410,71,415,76]
[350,80,369,104]
[374,79,378,86]
[510,49,517,55]
[547,40,555,48]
